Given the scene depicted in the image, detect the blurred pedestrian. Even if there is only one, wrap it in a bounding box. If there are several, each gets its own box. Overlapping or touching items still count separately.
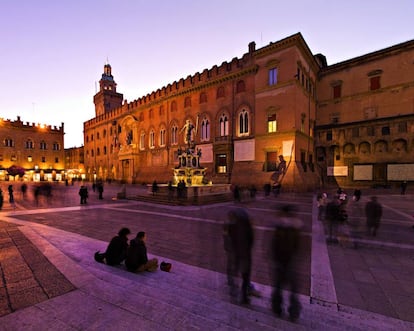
[325,196,341,243]
[353,189,361,202]
[21,183,27,199]
[226,208,254,304]
[365,196,382,236]
[0,189,3,210]
[97,181,104,200]
[79,185,88,204]
[270,205,303,321]
[316,192,327,221]
[8,185,14,203]
[401,181,407,195]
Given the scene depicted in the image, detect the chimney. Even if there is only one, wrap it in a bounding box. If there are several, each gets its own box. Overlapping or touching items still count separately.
[248,41,256,54]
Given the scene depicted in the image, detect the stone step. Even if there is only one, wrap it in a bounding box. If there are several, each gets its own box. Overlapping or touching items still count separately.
[15,220,413,331]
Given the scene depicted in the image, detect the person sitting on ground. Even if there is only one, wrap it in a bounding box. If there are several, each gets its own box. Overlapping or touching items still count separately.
[104,227,131,266]
[125,231,158,272]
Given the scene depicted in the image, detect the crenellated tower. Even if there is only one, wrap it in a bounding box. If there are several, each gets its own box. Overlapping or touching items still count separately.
[93,63,123,117]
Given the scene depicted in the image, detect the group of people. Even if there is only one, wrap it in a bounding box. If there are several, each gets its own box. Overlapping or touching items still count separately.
[223,205,302,321]
[318,188,383,245]
[95,227,167,273]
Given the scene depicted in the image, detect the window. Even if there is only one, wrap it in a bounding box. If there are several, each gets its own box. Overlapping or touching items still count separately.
[41,156,46,163]
[199,92,207,104]
[265,152,277,171]
[301,114,306,133]
[333,85,341,99]
[201,118,210,141]
[352,127,359,137]
[239,109,249,135]
[326,131,333,141]
[53,142,60,151]
[236,80,245,93]
[40,141,47,150]
[171,101,177,112]
[160,128,166,146]
[217,86,225,98]
[27,156,33,162]
[171,125,178,145]
[97,148,100,156]
[370,76,381,90]
[149,130,155,148]
[219,114,229,136]
[104,146,107,155]
[367,126,375,136]
[97,132,100,140]
[398,122,407,133]
[26,139,34,149]
[159,105,165,116]
[55,157,59,163]
[4,138,13,147]
[91,134,94,141]
[91,150,94,157]
[184,97,191,108]
[149,109,154,119]
[216,154,227,173]
[267,114,277,133]
[10,155,16,161]
[140,132,145,150]
[268,68,278,85]
[381,126,390,135]
[103,129,107,138]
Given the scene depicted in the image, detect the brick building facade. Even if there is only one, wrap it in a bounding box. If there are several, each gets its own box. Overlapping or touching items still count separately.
[0,116,65,181]
[83,33,414,191]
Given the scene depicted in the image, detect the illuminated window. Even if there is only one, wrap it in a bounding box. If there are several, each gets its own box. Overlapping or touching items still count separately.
[41,156,46,162]
[216,154,227,173]
[27,156,33,162]
[267,113,277,133]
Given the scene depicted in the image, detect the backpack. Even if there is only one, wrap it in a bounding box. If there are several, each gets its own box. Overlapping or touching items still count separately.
[94,251,106,263]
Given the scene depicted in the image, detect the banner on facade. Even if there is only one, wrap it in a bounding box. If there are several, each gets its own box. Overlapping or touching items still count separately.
[327,166,348,176]
[353,164,373,180]
[234,139,255,161]
[387,164,414,181]
[197,144,213,163]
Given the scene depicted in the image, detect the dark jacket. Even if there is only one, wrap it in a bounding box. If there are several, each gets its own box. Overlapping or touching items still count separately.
[105,235,129,266]
[365,200,382,227]
[272,221,301,267]
[125,238,148,272]
[325,200,340,223]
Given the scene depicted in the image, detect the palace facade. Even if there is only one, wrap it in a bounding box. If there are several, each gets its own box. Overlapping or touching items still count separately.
[83,33,414,190]
[0,116,65,181]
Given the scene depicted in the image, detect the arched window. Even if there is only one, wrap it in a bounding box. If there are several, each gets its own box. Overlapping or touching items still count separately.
[160,128,166,146]
[217,86,225,98]
[184,97,191,108]
[4,138,14,147]
[140,131,145,150]
[171,125,178,145]
[149,129,155,148]
[40,140,47,150]
[171,100,177,112]
[52,142,60,150]
[199,92,207,104]
[238,109,249,135]
[26,139,34,149]
[97,132,100,140]
[201,117,210,141]
[236,80,246,93]
[97,148,100,156]
[91,150,94,157]
[103,129,107,138]
[103,146,107,155]
[219,114,229,137]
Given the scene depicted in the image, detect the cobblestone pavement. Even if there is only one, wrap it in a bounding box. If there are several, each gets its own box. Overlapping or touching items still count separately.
[0,182,413,329]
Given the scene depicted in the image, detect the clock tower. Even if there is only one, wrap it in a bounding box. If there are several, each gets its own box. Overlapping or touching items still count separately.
[93,63,123,117]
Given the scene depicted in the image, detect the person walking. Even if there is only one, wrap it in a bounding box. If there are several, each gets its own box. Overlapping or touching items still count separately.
[270,205,303,322]
[8,185,14,203]
[79,185,88,204]
[226,208,254,304]
[0,189,3,210]
[325,196,341,243]
[365,196,382,236]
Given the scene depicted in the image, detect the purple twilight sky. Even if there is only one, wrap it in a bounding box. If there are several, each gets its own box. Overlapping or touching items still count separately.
[0,0,413,148]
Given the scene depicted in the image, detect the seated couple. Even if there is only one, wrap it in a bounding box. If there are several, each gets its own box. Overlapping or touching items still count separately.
[99,228,158,272]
